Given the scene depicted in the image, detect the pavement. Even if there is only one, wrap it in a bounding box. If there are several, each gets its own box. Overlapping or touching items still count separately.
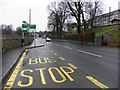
[1,38,119,89]
[1,38,44,89]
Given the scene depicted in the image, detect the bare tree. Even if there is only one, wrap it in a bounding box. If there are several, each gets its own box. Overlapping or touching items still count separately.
[16,27,22,36]
[47,1,70,38]
[67,1,84,34]
[58,2,70,36]
[85,0,103,28]
[47,11,56,37]
[1,24,13,36]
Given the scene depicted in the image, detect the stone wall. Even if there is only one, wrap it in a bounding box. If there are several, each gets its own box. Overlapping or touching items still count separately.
[2,37,33,52]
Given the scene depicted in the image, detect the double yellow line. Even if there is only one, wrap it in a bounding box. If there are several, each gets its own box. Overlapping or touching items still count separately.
[3,49,29,90]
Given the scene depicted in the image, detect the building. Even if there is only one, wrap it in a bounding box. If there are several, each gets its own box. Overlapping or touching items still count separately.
[93,9,120,27]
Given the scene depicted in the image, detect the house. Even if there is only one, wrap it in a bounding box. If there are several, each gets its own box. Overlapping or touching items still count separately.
[93,9,120,27]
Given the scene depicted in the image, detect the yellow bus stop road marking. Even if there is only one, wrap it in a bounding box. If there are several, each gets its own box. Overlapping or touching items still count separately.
[50,51,53,53]
[59,57,65,61]
[3,49,29,90]
[53,53,58,56]
[68,63,78,69]
[86,76,109,89]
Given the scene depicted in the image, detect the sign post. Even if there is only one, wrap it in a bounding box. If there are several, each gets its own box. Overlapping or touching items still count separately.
[22,32,24,46]
[22,23,36,46]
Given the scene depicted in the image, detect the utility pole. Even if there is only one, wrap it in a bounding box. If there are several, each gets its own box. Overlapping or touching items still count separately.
[29,9,31,38]
[29,9,35,47]
[29,9,31,24]
[109,7,111,25]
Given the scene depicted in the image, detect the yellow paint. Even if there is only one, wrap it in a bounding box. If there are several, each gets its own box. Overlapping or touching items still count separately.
[60,66,74,81]
[53,53,58,56]
[48,67,66,83]
[86,76,108,88]
[17,69,33,87]
[35,68,46,85]
[68,63,78,69]
[25,49,29,52]
[50,51,53,52]
[29,58,56,64]
[39,58,47,64]
[59,57,65,61]
[22,52,27,57]
[3,49,28,90]
[29,58,38,64]
[47,58,56,63]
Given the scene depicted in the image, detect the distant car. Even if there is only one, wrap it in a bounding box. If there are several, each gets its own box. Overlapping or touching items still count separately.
[46,37,51,42]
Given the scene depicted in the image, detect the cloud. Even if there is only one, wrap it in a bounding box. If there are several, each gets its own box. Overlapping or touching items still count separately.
[1,0,119,31]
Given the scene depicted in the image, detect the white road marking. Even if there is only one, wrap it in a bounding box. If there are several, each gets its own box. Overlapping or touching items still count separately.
[77,49,102,57]
[55,44,61,46]
[63,46,72,49]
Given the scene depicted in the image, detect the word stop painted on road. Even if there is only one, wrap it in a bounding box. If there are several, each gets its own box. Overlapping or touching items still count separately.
[17,66,76,87]
[29,58,56,64]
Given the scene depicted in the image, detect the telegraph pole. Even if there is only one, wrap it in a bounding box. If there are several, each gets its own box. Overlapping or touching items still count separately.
[109,7,111,25]
[29,9,31,38]
[29,9,35,47]
[29,9,31,24]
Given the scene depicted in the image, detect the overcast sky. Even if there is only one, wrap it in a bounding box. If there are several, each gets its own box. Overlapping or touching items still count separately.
[0,0,119,32]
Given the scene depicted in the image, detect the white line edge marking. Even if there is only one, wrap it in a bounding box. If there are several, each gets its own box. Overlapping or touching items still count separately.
[77,49,102,57]
[55,44,60,46]
[63,46,72,49]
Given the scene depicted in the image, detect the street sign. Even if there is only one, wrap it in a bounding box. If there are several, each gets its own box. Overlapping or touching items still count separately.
[22,24,29,28]
[22,27,29,32]
[22,24,36,29]
[22,24,36,33]
[29,25,36,29]
[22,30,28,33]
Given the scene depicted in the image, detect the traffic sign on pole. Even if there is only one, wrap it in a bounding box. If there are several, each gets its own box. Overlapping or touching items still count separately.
[22,24,36,33]
[22,27,29,32]
[22,24,29,28]
[22,29,28,33]
[29,25,36,29]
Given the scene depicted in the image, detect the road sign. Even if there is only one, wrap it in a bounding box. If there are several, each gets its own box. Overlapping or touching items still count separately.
[22,24,36,29]
[22,24,29,28]
[22,27,29,32]
[22,30,28,33]
[22,24,36,33]
[29,25,36,29]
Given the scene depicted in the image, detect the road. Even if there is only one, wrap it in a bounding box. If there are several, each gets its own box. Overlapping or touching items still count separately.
[3,38,118,89]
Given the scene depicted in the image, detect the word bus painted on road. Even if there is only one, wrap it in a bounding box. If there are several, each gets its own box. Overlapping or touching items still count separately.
[29,58,56,64]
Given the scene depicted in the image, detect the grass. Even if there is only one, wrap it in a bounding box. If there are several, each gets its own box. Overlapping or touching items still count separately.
[68,25,119,36]
[90,25,118,36]
[69,26,118,36]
